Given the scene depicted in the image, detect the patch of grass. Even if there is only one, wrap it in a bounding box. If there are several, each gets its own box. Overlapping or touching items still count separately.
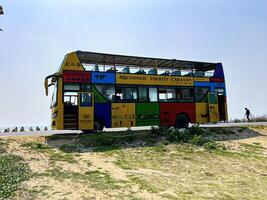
[42,168,124,191]
[21,142,50,152]
[21,142,78,164]
[59,144,82,153]
[0,152,32,199]
[203,142,226,151]
[49,151,78,164]
[77,132,150,148]
[240,143,266,156]
[129,175,159,193]
[0,140,7,154]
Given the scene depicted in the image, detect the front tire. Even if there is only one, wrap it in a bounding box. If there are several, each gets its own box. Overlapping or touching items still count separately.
[175,114,189,128]
[94,120,104,131]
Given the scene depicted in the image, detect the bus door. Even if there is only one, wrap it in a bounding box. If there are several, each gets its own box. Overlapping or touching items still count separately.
[78,92,94,130]
[215,88,226,121]
[208,92,219,123]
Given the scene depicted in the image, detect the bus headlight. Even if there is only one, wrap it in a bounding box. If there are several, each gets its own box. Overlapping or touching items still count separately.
[52,111,58,119]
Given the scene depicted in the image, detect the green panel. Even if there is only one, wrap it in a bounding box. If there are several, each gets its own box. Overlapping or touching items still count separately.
[92,85,107,103]
[136,103,160,126]
[208,93,217,104]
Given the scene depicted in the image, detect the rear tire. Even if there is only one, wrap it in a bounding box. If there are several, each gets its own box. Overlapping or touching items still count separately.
[175,114,189,128]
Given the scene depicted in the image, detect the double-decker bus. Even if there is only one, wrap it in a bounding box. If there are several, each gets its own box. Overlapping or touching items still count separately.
[44,51,227,132]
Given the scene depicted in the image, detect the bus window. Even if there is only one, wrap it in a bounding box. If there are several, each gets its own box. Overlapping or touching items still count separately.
[148,87,158,102]
[116,86,138,102]
[139,86,148,102]
[95,84,115,101]
[159,88,176,102]
[80,93,92,107]
[195,87,209,102]
[177,88,194,101]
[64,92,78,106]
[81,84,91,91]
[64,83,80,91]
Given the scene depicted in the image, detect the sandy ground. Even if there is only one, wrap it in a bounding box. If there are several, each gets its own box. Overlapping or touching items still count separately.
[2,126,267,200]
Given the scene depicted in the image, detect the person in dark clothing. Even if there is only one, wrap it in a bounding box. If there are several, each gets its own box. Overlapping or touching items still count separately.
[245,108,251,122]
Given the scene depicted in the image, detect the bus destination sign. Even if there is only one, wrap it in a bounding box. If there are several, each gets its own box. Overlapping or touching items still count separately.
[116,74,194,86]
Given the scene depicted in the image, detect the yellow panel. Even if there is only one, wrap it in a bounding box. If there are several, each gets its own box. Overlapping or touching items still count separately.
[224,103,228,121]
[52,78,64,130]
[194,77,210,82]
[79,107,94,130]
[208,93,219,123]
[112,103,135,127]
[116,74,193,86]
[209,104,219,123]
[78,92,94,130]
[196,103,209,123]
[59,52,84,73]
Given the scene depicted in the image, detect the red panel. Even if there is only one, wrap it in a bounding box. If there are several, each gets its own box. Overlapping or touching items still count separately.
[210,77,224,83]
[160,103,196,126]
[63,71,90,83]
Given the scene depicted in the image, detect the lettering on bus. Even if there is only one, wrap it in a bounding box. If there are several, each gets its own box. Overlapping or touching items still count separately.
[116,74,193,86]
[66,62,82,67]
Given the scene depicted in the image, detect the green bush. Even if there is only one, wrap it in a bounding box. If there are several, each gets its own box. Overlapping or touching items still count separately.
[190,135,208,146]
[0,153,31,199]
[203,142,226,151]
[188,125,206,136]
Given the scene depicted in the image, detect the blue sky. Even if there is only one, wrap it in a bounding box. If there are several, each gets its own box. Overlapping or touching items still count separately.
[0,0,266,126]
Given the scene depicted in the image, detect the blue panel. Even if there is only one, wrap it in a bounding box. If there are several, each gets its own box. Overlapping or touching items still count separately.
[94,103,111,128]
[194,82,226,96]
[213,63,225,78]
[91,72,115,84]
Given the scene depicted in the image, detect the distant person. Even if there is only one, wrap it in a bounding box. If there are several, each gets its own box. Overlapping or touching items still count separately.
[245,108,251,122]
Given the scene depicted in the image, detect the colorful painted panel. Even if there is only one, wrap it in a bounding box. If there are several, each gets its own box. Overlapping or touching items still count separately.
[63,71,90,83]
[78,93,94,130]
[194,82,226,96]
[60,52,84,72]
[208,93,219,123]
[94,103,111,128]
[194,77,210,82]
[213,63,225,78]
[91,72,115,84]
[116,74,193,86]
[136,103,160,126]
[160,103,196,126]
[111,103,135,127]
[196,103,209,123]
[92,85,108,103]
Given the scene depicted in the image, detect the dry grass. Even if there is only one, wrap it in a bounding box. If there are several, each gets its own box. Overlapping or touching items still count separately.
[1,127,267,200]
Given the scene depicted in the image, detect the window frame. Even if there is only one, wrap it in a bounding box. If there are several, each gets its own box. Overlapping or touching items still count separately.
[115,85,139,103]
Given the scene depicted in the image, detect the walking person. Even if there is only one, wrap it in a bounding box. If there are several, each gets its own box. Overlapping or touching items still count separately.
[245,108,252,122]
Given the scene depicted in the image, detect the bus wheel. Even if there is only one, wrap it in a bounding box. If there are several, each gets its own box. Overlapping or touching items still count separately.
[175,114,189,128]
[94,120,104,131]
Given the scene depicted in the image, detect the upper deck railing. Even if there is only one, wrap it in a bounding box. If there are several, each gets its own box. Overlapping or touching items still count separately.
[76,51,218,78]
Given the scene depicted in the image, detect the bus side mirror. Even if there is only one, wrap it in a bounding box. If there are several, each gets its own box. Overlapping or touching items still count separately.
[44,79,48,96]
